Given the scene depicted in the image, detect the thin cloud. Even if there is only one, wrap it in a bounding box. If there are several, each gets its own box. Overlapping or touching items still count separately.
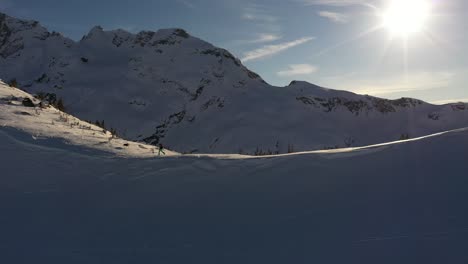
[251,33,282,43]
[299,0,370,6]
[278,64,319,77]
[297,0,377,10]
[242,5,278,23]
[318,11,349,23]
[176,0,195,9]
[225,33,282,48]
[242,37,315,62]
[321,71,456,96]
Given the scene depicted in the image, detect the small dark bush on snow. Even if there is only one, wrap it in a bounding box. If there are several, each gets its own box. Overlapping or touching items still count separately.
[22,98,35,107]
[8,79,18,87]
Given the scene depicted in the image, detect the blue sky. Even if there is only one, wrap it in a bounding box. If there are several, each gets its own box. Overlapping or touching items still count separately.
[1,0,467,103]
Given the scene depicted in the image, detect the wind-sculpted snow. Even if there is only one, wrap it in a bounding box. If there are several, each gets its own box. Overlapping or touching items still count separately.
[1,12,468,155]
[1,114,468,263]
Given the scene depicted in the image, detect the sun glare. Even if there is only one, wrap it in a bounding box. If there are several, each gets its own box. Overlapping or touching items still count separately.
[381,0,431,36]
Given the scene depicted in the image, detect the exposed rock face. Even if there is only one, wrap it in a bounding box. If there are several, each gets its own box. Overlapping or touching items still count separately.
[296,96,425,115]
[1,12,467,154]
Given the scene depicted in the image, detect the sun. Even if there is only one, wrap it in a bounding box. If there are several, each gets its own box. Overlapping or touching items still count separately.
[381,0,431,36]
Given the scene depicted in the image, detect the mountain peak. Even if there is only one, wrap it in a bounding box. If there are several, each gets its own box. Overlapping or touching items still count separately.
[288,80,329,92]
[153,28,191,39]
[79,26,194,48]
[81,25,105,40]
[90,25,104,33]
[289,80,318,87]
[0,12,41,32]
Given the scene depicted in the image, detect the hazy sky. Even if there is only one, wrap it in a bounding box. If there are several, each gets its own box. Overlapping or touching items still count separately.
[1,0,467,103]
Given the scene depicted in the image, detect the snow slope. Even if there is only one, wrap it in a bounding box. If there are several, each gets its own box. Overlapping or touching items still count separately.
[1,110,468,263]
[0,81,177,157]
[1,12,468,154]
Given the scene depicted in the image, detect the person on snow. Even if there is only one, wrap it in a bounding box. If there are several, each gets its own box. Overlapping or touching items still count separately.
[158,143,166,156]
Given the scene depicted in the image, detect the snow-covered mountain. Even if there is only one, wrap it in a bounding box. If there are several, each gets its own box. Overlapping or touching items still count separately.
[1,12,468,154]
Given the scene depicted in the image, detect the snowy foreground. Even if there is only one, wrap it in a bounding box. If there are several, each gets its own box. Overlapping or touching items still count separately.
[1,86,468,263]
[1,125,468,263]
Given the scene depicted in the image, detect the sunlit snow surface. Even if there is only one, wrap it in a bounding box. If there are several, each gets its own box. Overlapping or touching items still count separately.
[1,82,468,263]
[0,82,178,157]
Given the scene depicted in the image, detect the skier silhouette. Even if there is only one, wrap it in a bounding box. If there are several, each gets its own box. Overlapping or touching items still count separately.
[158,143,166,156]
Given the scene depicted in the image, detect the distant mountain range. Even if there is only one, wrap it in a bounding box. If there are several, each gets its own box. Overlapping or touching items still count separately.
[1,12,467,154]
